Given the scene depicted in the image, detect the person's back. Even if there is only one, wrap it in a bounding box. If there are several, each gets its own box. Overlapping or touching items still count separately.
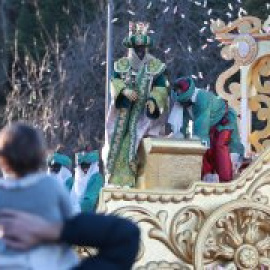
[0,123,78,269]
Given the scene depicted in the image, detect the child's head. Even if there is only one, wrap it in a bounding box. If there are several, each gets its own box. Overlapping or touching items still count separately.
[0,123,46,177]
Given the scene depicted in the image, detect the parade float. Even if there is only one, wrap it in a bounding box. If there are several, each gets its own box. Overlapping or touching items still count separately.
[99,16,270,269]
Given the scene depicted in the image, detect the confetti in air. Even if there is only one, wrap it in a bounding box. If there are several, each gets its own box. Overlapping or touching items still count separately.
[111,18,118,23]
[164,48,171,54]
[163,6,169,13]
[173,6,178,14]
[127,10,135,16]
[202,44,208,50]
[181,13,186,19]
[200,27,206,33]
[147,1,152,9]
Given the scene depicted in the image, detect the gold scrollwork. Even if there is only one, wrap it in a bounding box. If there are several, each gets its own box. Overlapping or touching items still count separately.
[211,16,261,35]
[249,55,270,152]
[113,206,205,265]
[135,261,190,270]
[194,199,270,269]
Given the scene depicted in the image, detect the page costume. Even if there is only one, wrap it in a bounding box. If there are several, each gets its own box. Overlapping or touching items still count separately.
[169,77,244,182]
[47,153,74,191]
[70,151,103,213]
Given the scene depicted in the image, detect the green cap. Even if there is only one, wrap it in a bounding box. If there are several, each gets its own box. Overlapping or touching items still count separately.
[172,77,195,103]
[76,150,99,165]
[47,153,72,168]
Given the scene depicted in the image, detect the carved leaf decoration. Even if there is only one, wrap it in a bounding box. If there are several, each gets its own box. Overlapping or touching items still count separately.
[113,206,206,265]
[259,257,270,267]
[244,223,259,245]
[256,236,270,254]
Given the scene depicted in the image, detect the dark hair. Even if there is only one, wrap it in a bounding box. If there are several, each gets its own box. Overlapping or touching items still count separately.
[0,123,46,177]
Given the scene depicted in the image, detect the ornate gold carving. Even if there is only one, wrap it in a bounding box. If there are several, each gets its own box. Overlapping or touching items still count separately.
[211,17,261,36]
[99,145,270,206]
[215,60,241,116]
[194,199,270,269]
[136,261,190,270]
[113,206,205,265]
[97,142,270,269]
[231,35,258,66]
[249,56,270,152]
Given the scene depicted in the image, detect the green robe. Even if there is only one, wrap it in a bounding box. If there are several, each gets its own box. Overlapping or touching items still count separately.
[106,55,168,187]
[80,173,103,212]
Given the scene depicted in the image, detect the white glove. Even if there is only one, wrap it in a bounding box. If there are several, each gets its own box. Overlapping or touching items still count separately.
[230,153,241,175]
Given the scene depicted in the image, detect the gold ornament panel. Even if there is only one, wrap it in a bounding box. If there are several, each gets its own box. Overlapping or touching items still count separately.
[98,144,270,269]
[249,55,270,152]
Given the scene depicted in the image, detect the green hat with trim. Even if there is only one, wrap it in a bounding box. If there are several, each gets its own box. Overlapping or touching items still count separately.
[47,153,72,168]
[123,22,153,48]
[172,77,195,103]
[76,150,99,165]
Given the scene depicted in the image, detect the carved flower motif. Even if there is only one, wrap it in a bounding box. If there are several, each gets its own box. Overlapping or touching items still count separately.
[204,209,270,269]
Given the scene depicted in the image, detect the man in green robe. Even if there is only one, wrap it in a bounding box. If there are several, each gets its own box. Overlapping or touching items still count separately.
[47,153,74,191]
[104,22,169,187]
[70,150,103,213]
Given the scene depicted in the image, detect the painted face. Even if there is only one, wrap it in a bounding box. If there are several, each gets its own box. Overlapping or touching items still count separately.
[49,162,62,174]
[134,46,146,60]
[80,162,91,174]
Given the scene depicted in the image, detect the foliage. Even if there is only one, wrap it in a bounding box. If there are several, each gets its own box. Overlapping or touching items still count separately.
[244,0,269,20]
[1,0,269,154]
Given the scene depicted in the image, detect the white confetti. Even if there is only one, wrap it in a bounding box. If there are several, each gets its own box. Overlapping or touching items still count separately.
[188,45,192,52]
[149,30,155,34]
[111,18,118,23]
[198,72,204,79]
[266,3,270,9]
[203,0,207,8]
[207,38,214,42]
[204,21,208,25]
[127,10,135,16]
[173,6,178,14]
[64,121,70,127]
[237,0,241,3]
[206,84,210,90]
[226,12,232,18]
[207,9,212,15]
[194,1,201,6]
[101,61,106,66]
[201,44,208,50]
[228,3,233,11]
[200,27,206,33]
[163,6,169,13]
[238,7,247,16]
[164,47,171,54]
[181,13,185,19]
[191,75,198,79]
[147,1,152,9]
